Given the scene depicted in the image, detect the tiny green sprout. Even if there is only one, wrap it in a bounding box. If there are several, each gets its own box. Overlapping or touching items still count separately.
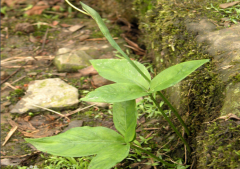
[139,135,153,144]
[28,112,34,116]
[0,6,8,15]
[22,4,33,11]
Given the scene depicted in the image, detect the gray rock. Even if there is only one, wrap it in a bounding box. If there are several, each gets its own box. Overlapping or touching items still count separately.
[1,71,8,80]
[91,75,114,88]
[186,19,217,35]
[15,23,34,33]
[54,48,92,72]
[57,48,71,55]
[10,78,79,114]
[196,24,240,82]
[221,83,240,116]
[86,102,109,108]
[62,120,83,133]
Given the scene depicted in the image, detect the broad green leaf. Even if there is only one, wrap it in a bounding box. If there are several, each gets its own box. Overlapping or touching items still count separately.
[150,59,209,92]
[89,144,129,169]
[91,59,151,90]
[113,100,137,142]
[25,126,130,169]
[81,83,148,103]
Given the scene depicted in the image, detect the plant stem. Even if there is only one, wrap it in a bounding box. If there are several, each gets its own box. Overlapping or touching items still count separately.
[65,0,89,15]
[150,95,191,152]
[157,91,190,136]
[131,143,175,167]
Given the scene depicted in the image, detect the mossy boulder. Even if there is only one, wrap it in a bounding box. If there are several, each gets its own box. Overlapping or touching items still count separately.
[10,78,79,114]
[54,48,92,72]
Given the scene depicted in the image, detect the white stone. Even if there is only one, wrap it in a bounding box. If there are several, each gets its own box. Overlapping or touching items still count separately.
[10,78,79,114]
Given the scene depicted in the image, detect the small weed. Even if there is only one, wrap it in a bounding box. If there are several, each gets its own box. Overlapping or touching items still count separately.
[44,156,92,169]
[137,96,171,118]
[1,6,8,17]
[7,89,25,104]
[207,2,240,24]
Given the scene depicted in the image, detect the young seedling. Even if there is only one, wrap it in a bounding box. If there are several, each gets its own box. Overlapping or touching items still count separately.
[25,1,209,168]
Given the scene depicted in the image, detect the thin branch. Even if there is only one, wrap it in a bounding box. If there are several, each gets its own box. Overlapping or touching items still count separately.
[65,103,97,117]
[31,104,70,122]
[0,61,29,85]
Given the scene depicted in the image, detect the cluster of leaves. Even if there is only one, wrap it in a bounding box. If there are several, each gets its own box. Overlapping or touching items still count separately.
[81,59,208,103]
[137,96,171,118]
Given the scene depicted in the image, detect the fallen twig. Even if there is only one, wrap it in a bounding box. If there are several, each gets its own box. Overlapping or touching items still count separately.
[0,151,41,159]
[1,75,26,91]
[1,56,54,65]
[143,128,161,131]
[65,104,97,117]
[41,72,67,77]
[30,46,40,61]
[2,126,18,146]
[2,65,38,69]
[32,22,55,27]
[124,44,145,55]
[145,131,154,139]
[31,104,70,122]
[0,61,29,85]
[41,27,49,51]
[3,83,17,90]
[203,113,240,124]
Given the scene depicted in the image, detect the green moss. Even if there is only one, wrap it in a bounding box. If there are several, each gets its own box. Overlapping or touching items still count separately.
[196,120,240,168]
[109,24,123,37]
[230,73,240,85]
[39,81,47,88]
[90,30,104,38]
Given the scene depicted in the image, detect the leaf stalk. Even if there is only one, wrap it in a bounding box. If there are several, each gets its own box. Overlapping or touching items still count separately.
[131,143,175,167]
[157,91,190,135]
[150,95,191,152]
[65,0,89,15]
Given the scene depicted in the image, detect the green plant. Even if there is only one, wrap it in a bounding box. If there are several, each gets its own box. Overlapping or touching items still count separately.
[18,165,38,169]
[25,1,209,169]
[7,89,25,104]
[44,156,91,169]
[137,96,170,118]
[168,158,190,169]
[0,6,8,17]
[207,2,240,24]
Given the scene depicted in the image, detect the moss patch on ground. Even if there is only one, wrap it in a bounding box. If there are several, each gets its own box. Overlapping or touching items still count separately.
[196,120,240,168]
